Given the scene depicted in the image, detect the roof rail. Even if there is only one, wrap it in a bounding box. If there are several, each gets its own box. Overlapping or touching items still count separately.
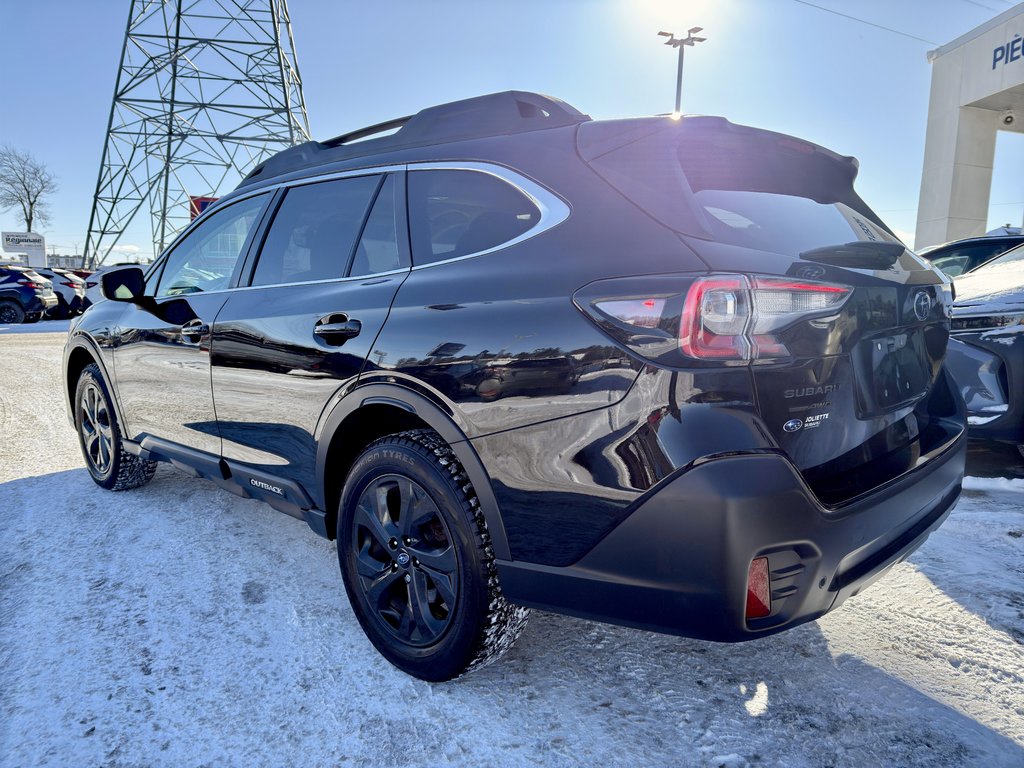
[240,91,590,186]
[322,115,413,148]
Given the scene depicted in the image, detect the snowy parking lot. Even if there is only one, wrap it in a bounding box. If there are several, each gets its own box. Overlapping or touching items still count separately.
[1,321,1022,767]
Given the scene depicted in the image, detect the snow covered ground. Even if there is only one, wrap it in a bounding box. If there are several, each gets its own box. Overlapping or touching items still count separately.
[1,323,1022,767]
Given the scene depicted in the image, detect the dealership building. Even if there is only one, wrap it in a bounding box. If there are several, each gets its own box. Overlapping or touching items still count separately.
[917,3,1024,248]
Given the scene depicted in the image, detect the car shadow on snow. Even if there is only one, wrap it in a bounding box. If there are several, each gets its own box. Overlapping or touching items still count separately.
[464,611,1023,766]
[907,489,1024,645]
[2,466,1022,767]
[0,317,72,334]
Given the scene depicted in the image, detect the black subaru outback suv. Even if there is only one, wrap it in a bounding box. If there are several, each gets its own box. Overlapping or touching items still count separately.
[65,92,966,681]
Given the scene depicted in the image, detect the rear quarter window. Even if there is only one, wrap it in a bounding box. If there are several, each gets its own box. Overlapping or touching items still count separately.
[407,169,541,266]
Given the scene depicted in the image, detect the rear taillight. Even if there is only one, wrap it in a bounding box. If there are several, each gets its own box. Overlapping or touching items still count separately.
[61,280,80,289]
[680,275,850,361]
[746,557,771,620]
[85,281,98,289]
[679,276,750,359]
[17,279,45,290]
[578,272,851,365]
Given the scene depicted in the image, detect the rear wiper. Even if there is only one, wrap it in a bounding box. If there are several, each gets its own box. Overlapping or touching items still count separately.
[799,241,905,269]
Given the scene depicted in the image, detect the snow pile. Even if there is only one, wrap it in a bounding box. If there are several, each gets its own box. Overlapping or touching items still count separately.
[963,475,1024,493]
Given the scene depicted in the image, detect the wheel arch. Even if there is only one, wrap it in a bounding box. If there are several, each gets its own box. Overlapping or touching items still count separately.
[64,338,126,428]
[315,383,511,560]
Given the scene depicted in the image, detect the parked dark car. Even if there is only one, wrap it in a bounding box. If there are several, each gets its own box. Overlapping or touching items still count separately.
[0,264,58,323]
[945,244,1024,457]
[918,234,1024,277]
[64,92,966,681]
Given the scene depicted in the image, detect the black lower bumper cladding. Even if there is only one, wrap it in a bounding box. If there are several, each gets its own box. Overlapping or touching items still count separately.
[498,427,967,641]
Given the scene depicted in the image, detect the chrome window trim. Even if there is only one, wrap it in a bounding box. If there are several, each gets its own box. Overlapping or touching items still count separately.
[144,160,569,293]
[158,268,410,298]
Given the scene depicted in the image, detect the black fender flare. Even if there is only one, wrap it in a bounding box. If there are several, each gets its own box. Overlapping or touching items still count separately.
[315,382,511,561]
[64,333,128,429]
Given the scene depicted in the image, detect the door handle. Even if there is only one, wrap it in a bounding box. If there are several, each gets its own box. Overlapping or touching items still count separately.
[181,319,209,341]
[314,315,361,345]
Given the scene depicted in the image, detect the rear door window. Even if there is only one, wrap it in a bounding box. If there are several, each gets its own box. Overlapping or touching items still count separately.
[350,174,404,277]
[407,170,540,265]
[250,175,380,286]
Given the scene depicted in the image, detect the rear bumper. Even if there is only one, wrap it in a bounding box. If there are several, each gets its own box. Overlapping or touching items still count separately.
[498,423,966,641]
[25,294,58,314]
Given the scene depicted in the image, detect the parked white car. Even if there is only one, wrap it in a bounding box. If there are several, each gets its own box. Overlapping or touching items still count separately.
[34,268,86,317]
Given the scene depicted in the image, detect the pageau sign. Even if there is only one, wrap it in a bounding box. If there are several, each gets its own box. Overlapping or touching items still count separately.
[1,232,46,267]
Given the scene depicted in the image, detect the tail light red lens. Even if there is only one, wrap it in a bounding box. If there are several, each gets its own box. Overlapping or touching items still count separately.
[17,280,44,290]
[746,557,771,619]
[680,274,850,361]
[578,272,851,366]
[680,276,750,359]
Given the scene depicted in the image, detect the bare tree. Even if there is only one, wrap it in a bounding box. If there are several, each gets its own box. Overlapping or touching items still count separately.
[0,146,57,233]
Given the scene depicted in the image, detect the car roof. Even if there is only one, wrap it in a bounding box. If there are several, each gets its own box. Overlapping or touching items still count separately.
[925,234,1024,252]
[237,91,591,190]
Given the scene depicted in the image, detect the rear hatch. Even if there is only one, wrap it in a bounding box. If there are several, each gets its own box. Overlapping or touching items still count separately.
[22,269,56,299]
[577,117,956,504]
[4,266,56,299]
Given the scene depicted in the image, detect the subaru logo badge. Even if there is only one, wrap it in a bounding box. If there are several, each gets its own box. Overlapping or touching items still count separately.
[783,419,803,433]
[913,290,931,321]
[795,265,826,280]
[397,551,411,567]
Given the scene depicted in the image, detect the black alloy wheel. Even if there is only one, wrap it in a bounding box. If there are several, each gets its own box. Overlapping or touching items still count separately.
[338,429,530,681]
[351,473,459,647]
[0,300,24,324]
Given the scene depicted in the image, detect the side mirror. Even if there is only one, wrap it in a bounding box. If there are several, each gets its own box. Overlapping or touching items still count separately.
[101,266,146,302]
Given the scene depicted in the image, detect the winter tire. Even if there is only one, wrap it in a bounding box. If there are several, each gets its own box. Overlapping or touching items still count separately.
[0,300,25,324]
[338,429,530,682]
[75,363,157,491]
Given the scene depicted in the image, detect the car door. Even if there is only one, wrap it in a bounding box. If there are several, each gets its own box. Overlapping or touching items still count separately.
[210,171,410,506]
[111,192,271,455]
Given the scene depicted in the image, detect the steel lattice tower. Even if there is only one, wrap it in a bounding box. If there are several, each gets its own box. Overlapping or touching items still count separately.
[84,0,310,267]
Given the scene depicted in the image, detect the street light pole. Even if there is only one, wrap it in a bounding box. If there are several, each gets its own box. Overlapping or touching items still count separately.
[657,27,707,115]
[674,43,685,114]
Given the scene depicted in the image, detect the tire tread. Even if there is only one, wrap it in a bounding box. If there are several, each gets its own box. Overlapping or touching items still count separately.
[358,428,530,677]
[77,363,158,491]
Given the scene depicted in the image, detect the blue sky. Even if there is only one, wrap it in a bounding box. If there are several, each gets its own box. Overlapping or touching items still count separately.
[1,0,1022,260]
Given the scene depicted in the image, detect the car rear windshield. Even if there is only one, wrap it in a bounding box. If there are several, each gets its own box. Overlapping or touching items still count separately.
[977,242,1024,269]
[582,121,901,254]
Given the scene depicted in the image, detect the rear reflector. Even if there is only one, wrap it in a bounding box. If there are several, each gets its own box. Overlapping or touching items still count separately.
[596,298,667,329]
[746,557,771,619]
